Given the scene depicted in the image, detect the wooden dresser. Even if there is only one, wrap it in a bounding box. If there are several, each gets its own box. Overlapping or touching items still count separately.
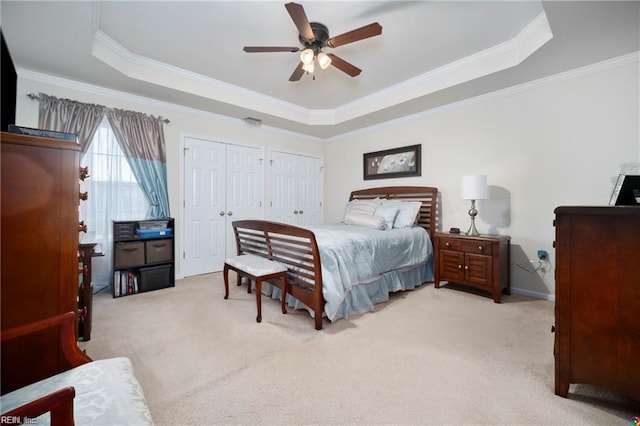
[1,131,84,393]
[553,206,640,402]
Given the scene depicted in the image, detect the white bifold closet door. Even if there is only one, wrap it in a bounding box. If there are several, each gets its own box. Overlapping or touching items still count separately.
[269,150,323,226]
[183,136,264,276]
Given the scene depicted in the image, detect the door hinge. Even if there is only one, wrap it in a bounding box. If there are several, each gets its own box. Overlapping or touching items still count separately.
[183,252,185,259]
[259,158,264,165]
[270,159,274,166]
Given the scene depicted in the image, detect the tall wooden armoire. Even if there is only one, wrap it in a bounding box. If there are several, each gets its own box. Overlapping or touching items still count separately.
[553,206,640,402]
[1,131,83,393]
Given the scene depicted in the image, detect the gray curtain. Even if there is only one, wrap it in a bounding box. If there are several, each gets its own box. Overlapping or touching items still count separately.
[37,93,106,152]
[106,109,170,219]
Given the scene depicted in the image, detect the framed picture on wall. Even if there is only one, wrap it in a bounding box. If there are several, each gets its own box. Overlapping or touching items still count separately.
[363,144,421,180]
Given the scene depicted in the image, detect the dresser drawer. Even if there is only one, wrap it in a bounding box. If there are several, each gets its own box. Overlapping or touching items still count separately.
[439,237,493,255]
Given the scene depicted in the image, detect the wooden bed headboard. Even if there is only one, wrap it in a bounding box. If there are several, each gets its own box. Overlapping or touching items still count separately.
[349,186,439,236]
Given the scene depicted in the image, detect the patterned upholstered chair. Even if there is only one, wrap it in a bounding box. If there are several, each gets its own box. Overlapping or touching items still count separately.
[0,312,152,425]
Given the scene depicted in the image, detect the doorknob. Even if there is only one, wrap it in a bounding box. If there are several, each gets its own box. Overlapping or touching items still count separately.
[219,211,225,216]
[299,210,304,214]
[293,210,299,214]
[227,211,233,216]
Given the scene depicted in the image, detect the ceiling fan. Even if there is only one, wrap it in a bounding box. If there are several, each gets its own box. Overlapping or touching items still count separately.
[243,2,382,81]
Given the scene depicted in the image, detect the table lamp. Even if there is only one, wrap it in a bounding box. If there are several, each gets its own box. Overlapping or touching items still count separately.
[461,175,487,236]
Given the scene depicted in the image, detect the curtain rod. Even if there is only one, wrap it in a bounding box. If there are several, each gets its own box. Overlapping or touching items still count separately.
[27,93,170,124]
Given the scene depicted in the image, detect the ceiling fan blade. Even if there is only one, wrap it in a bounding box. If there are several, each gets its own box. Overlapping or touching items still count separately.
[289,62,305,81]
[243,46,300,53]
[327,54,361,77]
[326,22,382,48]
[285,2,314,42]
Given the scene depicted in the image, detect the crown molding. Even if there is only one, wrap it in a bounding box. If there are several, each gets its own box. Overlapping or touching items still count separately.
[336,11,552,121]
[18,49,637,144]
[326,51,639,143]
[16,67,325,144]
[90,11,551,127]
[91,29,315,124]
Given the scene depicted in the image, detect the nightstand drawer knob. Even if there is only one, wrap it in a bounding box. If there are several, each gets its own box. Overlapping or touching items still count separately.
[445,242,451,247]
[465,265,469,270]
[458,265,462,269]
[478,246,484,251]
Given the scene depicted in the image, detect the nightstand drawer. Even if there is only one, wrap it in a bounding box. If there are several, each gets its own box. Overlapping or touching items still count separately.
[439,237,493,255]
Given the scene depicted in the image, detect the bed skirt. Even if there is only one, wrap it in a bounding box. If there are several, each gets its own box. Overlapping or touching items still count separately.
[264,261,433,322]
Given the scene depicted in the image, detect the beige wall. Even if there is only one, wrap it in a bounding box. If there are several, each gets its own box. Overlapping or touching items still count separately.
[14,72,326,277]
[13,54,639,299]
[324,55,639,299]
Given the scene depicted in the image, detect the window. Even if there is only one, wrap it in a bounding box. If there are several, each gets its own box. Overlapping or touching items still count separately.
[79,118,149,289]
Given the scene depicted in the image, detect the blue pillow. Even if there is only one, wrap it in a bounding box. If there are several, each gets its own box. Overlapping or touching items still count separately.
[374,203,400,230]
[393,201,421,228]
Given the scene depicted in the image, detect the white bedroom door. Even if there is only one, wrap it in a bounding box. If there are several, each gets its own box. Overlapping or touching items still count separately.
[224,143,264,257]
[296,154,323,226]
[183,136,264,276]
[269,150,323,225]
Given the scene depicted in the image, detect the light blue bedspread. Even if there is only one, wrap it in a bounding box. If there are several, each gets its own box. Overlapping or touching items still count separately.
[269,224,434,321]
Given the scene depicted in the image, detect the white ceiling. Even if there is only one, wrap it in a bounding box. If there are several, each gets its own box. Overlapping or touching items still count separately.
[1,1,638,139]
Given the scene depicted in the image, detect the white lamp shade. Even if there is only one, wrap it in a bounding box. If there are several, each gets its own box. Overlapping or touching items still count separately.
[302,61,315,73]
[461,175,488,200]
[317,52,331,69]
[300,48,314,65]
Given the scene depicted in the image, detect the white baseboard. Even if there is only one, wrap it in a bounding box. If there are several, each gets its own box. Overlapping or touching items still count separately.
[510,286,555,302]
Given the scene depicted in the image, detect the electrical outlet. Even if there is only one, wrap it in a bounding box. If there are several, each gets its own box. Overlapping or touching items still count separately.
[537,250,549,261]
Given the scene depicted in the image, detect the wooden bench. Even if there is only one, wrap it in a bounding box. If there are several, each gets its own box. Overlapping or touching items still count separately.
[227,220,324,329]
[223,254,288,323]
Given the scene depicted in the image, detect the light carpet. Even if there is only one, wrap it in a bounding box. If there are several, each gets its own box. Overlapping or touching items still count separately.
[82,273,639,425]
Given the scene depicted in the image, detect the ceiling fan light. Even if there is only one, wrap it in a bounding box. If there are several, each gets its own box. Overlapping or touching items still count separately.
[302,62,315,73]
[300,48,315,65]
[317,52,331,69]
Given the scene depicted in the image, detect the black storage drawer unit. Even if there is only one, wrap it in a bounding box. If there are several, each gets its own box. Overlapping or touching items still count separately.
[139,265,173,293]
[113,222,136,241]
[145,239,173,264]
[114,242,145,268]
[112,218,175,298]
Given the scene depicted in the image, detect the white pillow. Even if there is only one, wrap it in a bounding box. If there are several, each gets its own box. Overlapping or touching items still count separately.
[374,203,400,230]
[344,198,382,217]
[343,212,387,230]
[393,201,422,228]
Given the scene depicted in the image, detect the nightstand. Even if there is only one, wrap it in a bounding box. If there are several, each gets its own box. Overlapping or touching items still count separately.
[433,233,511,303]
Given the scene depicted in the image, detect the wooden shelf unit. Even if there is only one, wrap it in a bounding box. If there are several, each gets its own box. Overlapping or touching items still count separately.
[112,219,175,298]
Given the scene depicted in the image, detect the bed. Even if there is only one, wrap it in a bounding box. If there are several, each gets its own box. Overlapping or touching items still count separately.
[232,186,438,329]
